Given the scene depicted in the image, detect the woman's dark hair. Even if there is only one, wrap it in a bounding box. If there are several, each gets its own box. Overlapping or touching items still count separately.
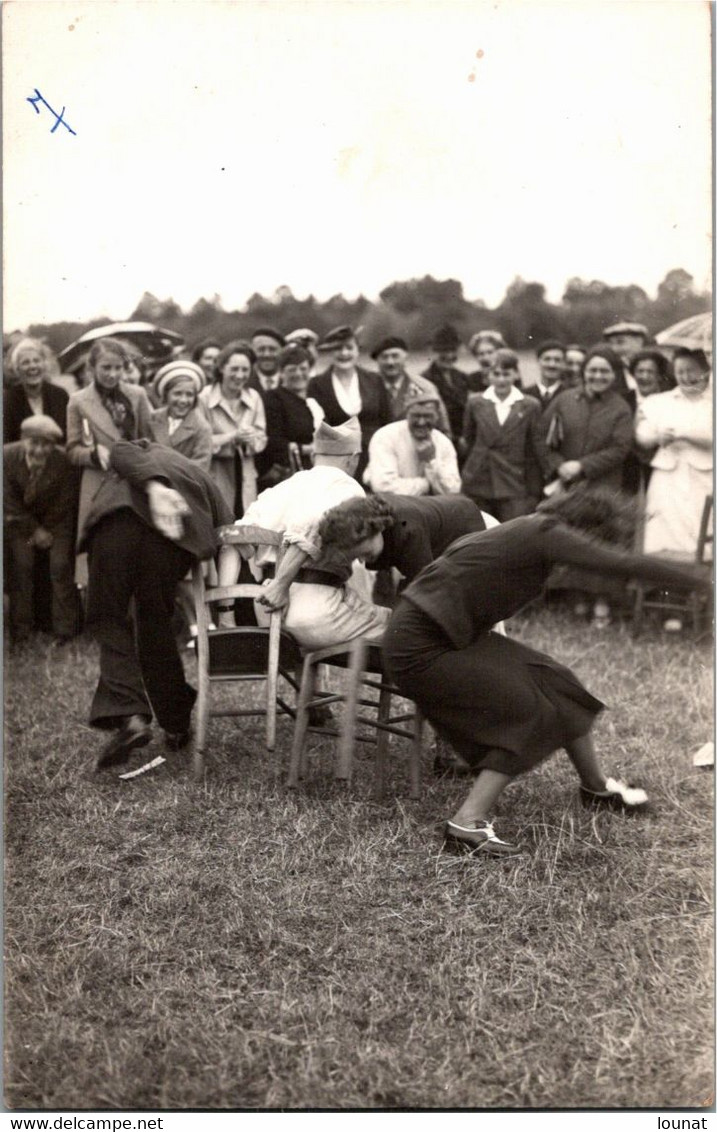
[672,347,710,373]
[318,496,396,549]
[191,339,222,364]
[215,340,256,376]
[580,345,623,381]
[627,348,674,389]
[538,485,638,546]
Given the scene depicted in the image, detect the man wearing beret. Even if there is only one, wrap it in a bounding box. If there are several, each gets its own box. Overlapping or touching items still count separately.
[364,389,462,497]
[4,415,78,644]
[79,439,234,770]
[249,327,286,396]
[421,325,471,443]
[371,336,452,438]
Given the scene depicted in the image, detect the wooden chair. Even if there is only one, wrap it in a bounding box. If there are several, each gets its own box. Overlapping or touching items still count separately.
[192,525,303,781]
[632,493,713,637]
[287,637,424,799]
[287,442,313,475]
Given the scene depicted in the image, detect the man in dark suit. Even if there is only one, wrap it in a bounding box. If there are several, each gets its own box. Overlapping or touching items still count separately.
[248,327,285,397]
[529,341,568,413]
[4,339,69,442]
[421,325,471,445]
[4,415,78,643]
[80,439,234,770]
[307,325,391,481]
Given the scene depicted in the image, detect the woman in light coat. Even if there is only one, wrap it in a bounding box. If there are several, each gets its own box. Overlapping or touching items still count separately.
[198,341,267,518]
[149,360,212,471]
[66,338,152,583]
[635,347,712,559]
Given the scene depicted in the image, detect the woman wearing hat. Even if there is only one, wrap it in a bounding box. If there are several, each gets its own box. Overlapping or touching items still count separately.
[149,361,212,470]
[308,326,391,482]
[198,340,267,518]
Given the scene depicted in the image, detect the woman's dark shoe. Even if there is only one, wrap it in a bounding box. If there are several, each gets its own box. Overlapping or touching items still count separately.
[444,819,522,858]
[95,715,152,771]
[579,777,649,813]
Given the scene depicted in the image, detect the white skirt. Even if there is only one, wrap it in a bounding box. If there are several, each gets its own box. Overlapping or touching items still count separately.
[644,459,712,560]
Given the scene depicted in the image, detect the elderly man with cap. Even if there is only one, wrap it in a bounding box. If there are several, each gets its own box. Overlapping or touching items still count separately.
[364,387,462,496]
[371,336,451,437]
[80,439,234,770]
[257,342,324,488]
[4,415,78,644]
[308,325,391,482]
[248,328,286,396]
[217,416,389,649]
[421,325,471,443]
[148,360,212,469]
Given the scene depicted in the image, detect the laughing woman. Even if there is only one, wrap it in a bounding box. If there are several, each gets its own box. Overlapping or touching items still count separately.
[198,340,267,518]
[382,487,710,858]
[149,360,212,470]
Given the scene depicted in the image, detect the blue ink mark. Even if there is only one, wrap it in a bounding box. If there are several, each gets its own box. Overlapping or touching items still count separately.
[27,88,76,135]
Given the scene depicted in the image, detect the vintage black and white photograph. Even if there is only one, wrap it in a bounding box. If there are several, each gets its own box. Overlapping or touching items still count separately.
[2,0,713,1116]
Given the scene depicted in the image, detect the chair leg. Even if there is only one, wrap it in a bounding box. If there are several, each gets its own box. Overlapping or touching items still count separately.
[265,615,280,751]
[193,672,209,783]
[409,708,424,800]
[288,656,315,787]
[632,583,644,636]
[374,681,393,799]
[335,638,367,782]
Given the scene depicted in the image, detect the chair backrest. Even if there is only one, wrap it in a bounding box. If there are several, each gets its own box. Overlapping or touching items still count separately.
[287,442,313,475]
[192,525,286,665]
[697,494,713,564]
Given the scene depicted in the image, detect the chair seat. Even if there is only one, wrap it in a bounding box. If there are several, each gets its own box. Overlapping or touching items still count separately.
[208,627,302,677]
[314,644,386,674]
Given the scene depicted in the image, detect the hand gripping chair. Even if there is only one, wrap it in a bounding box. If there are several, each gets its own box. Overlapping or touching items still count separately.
[191,525,303,781]
[287,636,424,799]
[632,493,713,638]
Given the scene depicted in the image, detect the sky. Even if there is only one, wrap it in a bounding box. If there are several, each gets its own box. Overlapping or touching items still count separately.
[2,0,712,331]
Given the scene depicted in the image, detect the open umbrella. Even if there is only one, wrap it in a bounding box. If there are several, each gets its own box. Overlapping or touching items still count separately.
[655,312,712,353]
[58,321,185,376]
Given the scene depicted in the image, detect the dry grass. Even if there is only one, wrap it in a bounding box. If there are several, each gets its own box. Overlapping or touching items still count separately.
[4,609,713,1110]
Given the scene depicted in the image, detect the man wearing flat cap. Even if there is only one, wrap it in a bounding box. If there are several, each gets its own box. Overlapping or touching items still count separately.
[371,336,451,438]
[364,387,462,496]
[308,325,391,482]
[249,327,286,396]
[4,415,78,644]
[603,320,650,491]
[421,325,471,444]
[218,416,389,649]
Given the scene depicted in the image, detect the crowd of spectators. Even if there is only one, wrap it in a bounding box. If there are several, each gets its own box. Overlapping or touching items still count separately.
[3,317,712,645]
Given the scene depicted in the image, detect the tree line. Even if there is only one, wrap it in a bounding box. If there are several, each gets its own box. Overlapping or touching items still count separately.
[20,268,710,359]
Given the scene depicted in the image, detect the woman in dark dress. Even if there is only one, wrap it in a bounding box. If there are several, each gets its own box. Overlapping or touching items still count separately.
[382,487,710,858]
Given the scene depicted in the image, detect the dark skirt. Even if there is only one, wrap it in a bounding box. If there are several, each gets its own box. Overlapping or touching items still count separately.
[383,599,604,777]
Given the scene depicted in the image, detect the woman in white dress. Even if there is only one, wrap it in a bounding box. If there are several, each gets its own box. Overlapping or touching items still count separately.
[635,347,712,560]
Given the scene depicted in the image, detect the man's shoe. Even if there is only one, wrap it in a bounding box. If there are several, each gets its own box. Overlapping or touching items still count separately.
[308,703,336,728]
[444,819,522,858]
[579,777,649,813]
[165,729,192,752]
[95,715,152,771]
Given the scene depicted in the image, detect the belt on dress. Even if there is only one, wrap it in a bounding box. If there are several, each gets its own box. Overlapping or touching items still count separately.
[260,563,344,588]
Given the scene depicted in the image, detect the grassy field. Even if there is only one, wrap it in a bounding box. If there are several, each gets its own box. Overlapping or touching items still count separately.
[4,607,713,1111]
